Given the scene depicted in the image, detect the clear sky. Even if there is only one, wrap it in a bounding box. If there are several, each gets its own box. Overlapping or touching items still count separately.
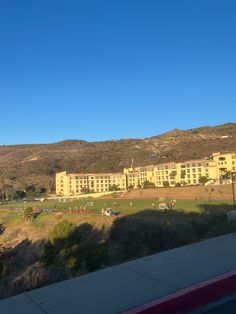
[0,0,235,145]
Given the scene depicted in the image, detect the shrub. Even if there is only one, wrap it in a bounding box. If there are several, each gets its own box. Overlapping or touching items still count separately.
[143,181,155,189]
[198,176,210,185]
[109,184,119,191]
[22,207,34,221]
[44,221,78,265]
[48,220,77,246]
[0,262,9,277]
[43,221,108,273]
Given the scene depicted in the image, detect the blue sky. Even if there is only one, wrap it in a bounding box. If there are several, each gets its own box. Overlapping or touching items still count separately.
[0,0,235,144]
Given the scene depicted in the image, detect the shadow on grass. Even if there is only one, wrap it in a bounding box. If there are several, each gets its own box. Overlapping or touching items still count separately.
[108,206,236,263]
[1,205,236,300]
[198,202,235,214]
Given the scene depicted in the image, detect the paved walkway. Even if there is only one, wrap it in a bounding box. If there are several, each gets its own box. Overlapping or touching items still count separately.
[1,233,236,314]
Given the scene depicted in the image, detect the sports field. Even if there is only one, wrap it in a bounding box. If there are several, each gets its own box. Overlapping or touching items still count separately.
[0,198,234,215]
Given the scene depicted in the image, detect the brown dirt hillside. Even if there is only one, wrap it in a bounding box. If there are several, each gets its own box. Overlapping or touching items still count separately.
[122,185,234,200]
[0,122,236,189]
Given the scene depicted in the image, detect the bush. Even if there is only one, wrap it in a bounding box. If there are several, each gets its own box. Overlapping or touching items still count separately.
[43,221,108,273]
[81,187,89,194]
[22,207,34,221]
[143,181,155,189]
[0,262,9,277]
[199,176,210,185]
[109,184,119,191]
[44,221,78,265]
[48,220,77,246]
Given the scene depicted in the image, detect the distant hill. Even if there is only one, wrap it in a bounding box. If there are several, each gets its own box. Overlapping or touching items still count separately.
[0,122,236,190]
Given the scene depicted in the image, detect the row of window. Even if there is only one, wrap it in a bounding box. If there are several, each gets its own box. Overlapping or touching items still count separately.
[71,175,125,180]
[69,179,126,183]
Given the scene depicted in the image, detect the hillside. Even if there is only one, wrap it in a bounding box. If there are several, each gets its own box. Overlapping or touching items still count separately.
[0,122,236,190]
[122,185,234,200]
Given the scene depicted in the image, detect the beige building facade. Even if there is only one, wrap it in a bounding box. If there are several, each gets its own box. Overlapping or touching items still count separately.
[56,152,236,195]
[56,171,126,196]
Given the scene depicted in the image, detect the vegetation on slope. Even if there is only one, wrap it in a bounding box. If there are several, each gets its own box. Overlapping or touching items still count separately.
[1,200,236,299]
[0,123,236,192]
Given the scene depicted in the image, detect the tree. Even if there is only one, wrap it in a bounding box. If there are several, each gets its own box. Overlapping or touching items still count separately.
[81,187,89,194]
[44,220,77,265]
[205,188,214,206]
[48,181,56,193]
[36,186,47,195]
[163,181,170,188]
[44,221,108,272]
[48,220,77,247]
[22,207,35,221]
[14,190,26,200]
[2,184,14,200]
[198,176,210,185]
[143,180,155,189]
[220,171,231,183]
[25,185,37,198]
[109,184,119,191]
[26,185,36,192]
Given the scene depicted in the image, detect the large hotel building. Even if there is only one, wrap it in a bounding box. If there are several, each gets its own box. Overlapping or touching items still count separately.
[56,152,236,196]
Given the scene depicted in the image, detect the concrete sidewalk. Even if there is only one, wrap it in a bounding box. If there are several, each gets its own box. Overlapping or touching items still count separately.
[1,233,236,314]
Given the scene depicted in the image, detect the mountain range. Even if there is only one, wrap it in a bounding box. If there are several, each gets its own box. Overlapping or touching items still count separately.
[1,123,236,190]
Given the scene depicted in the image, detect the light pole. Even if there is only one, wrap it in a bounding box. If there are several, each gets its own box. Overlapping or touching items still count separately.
[231,171,236,211]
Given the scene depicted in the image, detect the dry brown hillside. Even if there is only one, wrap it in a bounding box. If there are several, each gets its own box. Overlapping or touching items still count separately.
[122,185,234,200]
[0,122,236,189]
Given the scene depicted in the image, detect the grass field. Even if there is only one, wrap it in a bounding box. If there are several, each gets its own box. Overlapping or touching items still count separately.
[0,198,234,215]
[0,198,234,235]
[1,197,235,300]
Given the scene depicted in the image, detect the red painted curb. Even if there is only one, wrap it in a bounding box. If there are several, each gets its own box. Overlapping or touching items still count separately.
[122,270,236,314]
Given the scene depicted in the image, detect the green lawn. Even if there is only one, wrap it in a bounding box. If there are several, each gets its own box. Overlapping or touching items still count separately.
[0,199,234,215]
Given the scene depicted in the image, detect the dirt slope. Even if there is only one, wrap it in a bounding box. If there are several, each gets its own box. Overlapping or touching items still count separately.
[0,122,236,189]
